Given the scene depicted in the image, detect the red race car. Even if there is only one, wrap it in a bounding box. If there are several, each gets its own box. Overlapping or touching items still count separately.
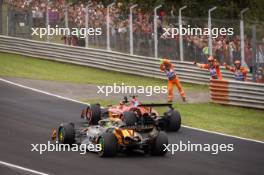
[81,96,181,132]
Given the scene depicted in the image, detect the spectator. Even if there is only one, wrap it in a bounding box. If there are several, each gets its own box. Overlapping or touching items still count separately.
[255,67,264,83]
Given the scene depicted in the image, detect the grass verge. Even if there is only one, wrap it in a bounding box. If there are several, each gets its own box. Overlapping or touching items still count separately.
[0,52,207,91]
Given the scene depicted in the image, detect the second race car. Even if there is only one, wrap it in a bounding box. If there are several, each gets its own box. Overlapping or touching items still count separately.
[81,96,181,132]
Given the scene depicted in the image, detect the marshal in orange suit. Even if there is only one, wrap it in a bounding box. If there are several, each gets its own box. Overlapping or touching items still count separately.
[224,60,249,81]
[195,56,222,80]
[160,58,186,102]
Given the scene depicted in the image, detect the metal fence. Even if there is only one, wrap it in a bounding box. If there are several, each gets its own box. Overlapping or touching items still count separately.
[210,79,264,109]
[0,1,263,83]
[0,35,251,84]
[1,1,263,73]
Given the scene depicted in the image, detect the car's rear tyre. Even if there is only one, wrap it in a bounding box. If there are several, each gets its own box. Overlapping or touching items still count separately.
[123,111,137,126]
[90,104,101,125]
[150,132,168,156]
[98,132,118,157]
[165,110,181,132]
[58,123,75,144]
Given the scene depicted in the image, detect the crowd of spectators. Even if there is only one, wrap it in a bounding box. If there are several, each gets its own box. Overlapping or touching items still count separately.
[7,0,264,72]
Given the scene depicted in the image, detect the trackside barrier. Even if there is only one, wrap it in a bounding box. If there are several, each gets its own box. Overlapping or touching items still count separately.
[0,35,252,85]
[210,79,264,109]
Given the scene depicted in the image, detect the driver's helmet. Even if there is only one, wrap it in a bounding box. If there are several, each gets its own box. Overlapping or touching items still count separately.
[132,100,139,107]
[104,121,111,128]
[99,119,112,128]
[131,96,140,107]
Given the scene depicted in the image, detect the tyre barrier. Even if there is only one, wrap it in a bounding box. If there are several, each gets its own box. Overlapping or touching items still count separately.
[210,79,264,109]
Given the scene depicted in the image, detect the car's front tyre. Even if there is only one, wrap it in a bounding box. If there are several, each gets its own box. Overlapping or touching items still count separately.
[58,123,75,144]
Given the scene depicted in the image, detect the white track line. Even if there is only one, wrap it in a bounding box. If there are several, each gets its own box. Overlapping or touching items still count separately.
[0,78,87,105]
[0,78,263,144]
[182,125,264,144]
[0,161,49,175]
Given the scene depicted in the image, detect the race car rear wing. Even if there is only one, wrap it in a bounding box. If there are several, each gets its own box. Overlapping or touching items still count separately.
[138,103,173,109]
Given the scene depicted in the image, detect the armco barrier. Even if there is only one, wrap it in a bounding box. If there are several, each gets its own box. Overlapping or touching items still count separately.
[0,35,251,85]
[210,79,264,109]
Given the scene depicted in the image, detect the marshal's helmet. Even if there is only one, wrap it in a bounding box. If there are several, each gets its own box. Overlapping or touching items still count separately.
[234,60,241,68]
[160,57,172,69]
[234,60,241,65]
[207,56,215,66]
[208,56,214,62]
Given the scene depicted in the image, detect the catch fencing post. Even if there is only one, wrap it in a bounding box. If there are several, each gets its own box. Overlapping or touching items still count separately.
[179,5,187,61]
[0,0,2,35]
[240,8,249,67]
[65,4,69,45]
[129,4,137,55]
[154,5,162,58]
[252,24,257,82]
[106,2,115,51]
[85,4,92,48]
[46,0,49,42]
[208,7,217,56]
[6,15,8,36]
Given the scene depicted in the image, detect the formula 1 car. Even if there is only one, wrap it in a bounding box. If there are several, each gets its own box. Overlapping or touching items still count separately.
[81,96,181,132]
[53,117,168,157]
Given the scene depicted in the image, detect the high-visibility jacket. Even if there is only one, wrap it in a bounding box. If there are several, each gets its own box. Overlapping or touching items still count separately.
[160,64,177,80]
[198,63,222,80]
[226,66,248,81]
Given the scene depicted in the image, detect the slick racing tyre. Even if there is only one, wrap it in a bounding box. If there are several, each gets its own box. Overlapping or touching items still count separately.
[90,104,101,125]
[150,131,168,156]
[98,132,118,157]
[58,123,75,144]
[165,110,181,132]
[123,111,137,126]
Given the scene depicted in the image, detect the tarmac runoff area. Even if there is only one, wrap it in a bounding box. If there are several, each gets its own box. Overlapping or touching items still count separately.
[2,77,210,103]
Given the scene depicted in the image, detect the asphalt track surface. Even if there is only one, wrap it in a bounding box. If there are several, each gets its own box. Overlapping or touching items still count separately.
[0,80,263,175]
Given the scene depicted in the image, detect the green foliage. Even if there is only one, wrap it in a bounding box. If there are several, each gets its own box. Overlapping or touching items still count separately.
[104,0,264,21]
